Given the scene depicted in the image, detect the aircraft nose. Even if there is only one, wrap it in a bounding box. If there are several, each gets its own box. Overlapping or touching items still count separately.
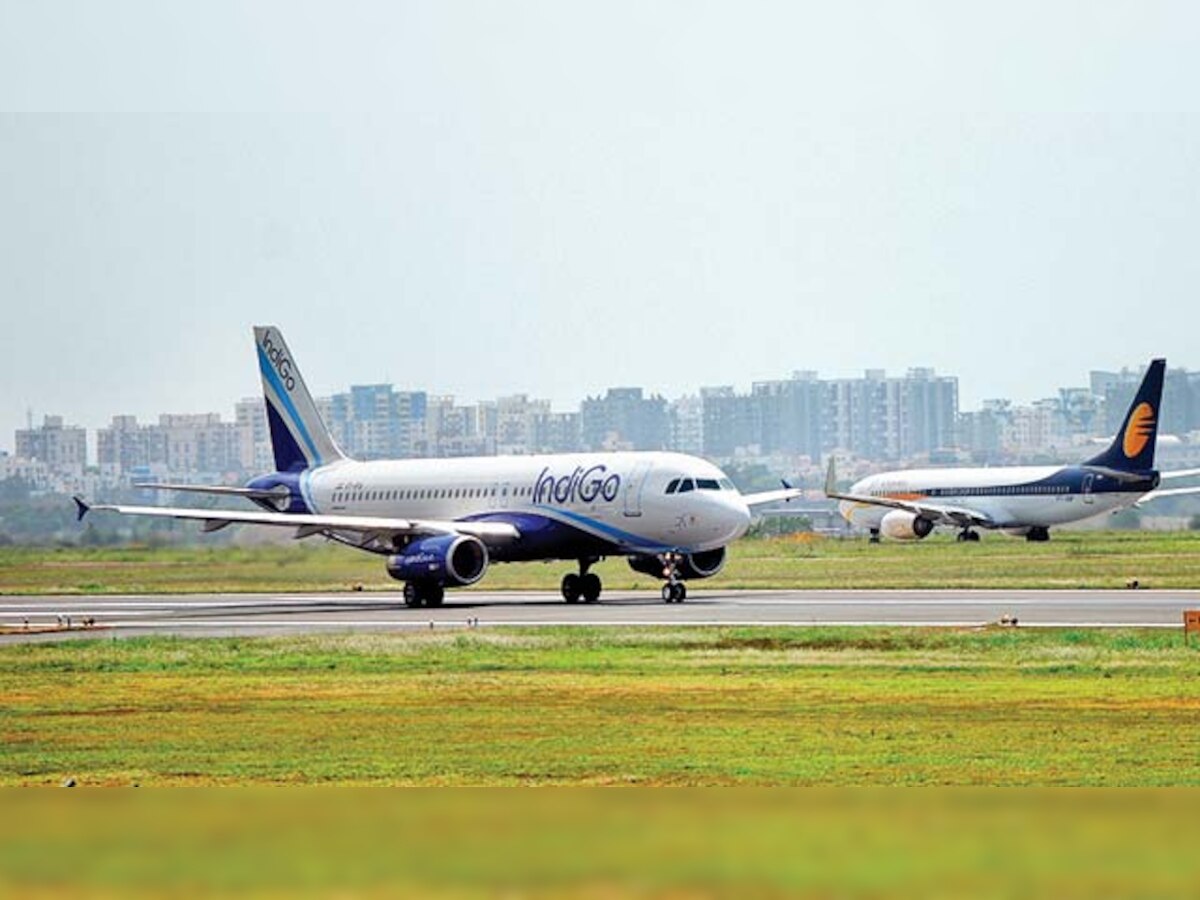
[724,494,752,541]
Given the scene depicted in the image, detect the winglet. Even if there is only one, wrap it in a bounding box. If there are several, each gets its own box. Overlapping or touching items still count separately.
[73,496,90,522]
[824,458,837,497]
[781,479,793,490]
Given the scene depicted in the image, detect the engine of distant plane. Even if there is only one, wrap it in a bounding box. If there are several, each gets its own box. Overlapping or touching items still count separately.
[879,510,935,541]
[386,534,489,586]
[627,547,727,580]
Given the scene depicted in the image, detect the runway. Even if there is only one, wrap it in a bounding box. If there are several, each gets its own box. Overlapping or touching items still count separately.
[2,588,1199,641]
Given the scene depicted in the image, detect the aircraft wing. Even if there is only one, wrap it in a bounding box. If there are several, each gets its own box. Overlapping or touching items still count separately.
[822,459,994,528]
[73,498,521,543]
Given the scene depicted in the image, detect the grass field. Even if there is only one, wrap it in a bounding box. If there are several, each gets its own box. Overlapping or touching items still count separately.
[3,626,1199,786]
[2,529,1200,594]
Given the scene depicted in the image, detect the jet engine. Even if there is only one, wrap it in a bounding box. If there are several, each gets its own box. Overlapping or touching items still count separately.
[386,534,489,586]
[627,547,727,580]
[879,510,935,541]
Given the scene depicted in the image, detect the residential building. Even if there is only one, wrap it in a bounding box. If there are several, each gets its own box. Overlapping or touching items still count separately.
[15,415,87,475]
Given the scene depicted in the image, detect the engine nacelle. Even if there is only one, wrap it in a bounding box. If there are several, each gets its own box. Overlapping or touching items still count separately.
[627,547,727,581]
[879,510,935,541]
[386,534,489,586]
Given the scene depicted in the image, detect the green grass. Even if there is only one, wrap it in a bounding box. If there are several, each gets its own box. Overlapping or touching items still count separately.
[3,627,1200,786]
[3,530,1200,594]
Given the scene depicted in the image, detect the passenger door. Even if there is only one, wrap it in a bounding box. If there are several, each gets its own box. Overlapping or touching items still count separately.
[623,461,653,517]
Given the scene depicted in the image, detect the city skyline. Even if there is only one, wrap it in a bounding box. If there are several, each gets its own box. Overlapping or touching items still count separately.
[10,359,1196,469]
[4,355,1182,459]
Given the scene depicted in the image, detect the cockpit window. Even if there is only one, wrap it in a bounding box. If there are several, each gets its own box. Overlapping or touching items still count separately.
[665,478,680,494]
[697,478,720,491]
[677,478,695,493]
[718,478,734,490]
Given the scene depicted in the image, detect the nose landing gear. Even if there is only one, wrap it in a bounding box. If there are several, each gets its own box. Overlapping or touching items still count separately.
[562,558,602,603]
[660,553,687,603]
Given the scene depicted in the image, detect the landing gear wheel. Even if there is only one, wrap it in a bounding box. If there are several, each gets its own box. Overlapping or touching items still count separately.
[661,582,687,603]
[957,530,981,543]
[869,529,881,544]
[1026,526,1050,543]
[426,584,445,607]
[561,573,582,603]
[581,572,602,603]
[404,583,422,608]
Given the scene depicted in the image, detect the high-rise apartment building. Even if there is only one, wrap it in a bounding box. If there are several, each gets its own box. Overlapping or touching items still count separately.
[580,388,669,451]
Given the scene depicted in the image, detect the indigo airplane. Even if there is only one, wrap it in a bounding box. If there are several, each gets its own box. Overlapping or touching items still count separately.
[77,327,802,606]
[825,359,1200,542]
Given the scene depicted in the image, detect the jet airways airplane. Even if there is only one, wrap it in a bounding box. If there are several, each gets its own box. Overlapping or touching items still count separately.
[825,358,1200,542]
[76,326,802,606]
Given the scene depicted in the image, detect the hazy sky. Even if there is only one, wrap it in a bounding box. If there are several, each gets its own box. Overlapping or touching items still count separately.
[3,2,1199,450]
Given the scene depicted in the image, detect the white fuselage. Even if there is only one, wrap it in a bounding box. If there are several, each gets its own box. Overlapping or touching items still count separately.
[282,451,752,558]
[839,465,1147,532]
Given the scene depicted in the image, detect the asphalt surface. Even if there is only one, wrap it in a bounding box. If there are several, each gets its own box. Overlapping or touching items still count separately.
[2,588,1200,642]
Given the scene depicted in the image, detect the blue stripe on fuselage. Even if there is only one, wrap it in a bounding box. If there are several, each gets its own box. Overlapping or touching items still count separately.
[532,505,674,553]
[461,511,618,562]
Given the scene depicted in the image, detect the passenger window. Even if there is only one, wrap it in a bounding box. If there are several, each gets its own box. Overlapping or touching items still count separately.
[666,478,680,494]
[678,479,695,493]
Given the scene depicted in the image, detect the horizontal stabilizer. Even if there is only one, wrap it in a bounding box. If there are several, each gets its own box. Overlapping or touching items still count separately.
[1136,486,1200,505]
[134,483,290,500]
[1159,468,1200,481]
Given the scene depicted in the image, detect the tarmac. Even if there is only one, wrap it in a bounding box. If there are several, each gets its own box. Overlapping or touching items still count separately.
[2,588,1200,642]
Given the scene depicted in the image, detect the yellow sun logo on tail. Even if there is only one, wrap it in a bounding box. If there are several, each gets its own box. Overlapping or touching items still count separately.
[1123,403,1155,458]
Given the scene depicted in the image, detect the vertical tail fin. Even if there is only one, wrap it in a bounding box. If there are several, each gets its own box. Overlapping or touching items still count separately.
[253,326,346,472]
[1085,358,1165,472]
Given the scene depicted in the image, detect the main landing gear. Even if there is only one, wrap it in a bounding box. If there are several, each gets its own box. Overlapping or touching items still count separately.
[956,529,981,542]
[403,582,444,608]
[869,528,881,544]
[562,558,602,604]
[660,553,687,604]
[1025,526,1051,543]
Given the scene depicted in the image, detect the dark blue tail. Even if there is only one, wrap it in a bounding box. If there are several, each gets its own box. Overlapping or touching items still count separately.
[1085,359,1165,472]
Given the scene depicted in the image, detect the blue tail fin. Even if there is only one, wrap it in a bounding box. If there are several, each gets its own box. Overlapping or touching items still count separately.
[1085,358,1165,472]
[253,326,347,472]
